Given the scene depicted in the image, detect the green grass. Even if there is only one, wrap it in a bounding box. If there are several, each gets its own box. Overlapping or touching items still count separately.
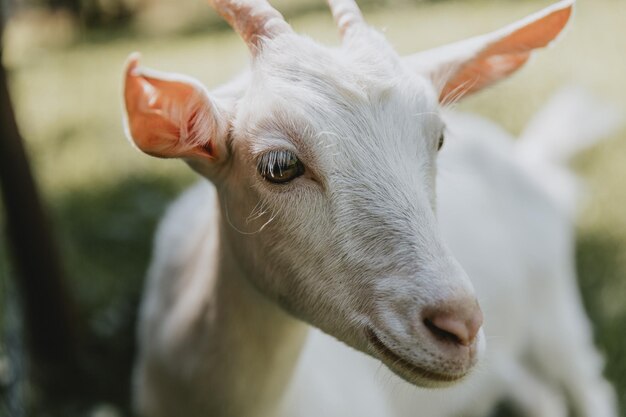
[1,0,625,415]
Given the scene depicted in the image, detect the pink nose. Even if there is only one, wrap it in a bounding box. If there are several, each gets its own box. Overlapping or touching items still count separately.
[423,300,483,347]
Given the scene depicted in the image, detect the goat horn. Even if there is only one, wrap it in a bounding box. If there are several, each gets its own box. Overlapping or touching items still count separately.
[327,0,365,38]
[208,0,292,52]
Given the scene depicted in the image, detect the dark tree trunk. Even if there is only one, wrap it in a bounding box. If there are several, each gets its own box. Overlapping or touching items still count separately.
[0,13,81,401]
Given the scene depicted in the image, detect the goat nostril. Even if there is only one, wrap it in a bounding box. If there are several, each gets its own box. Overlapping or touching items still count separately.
[424,318,463,345]
[423,306,483,347]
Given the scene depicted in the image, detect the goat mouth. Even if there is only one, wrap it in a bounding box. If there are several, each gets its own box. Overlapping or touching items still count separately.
[365,328,468,384]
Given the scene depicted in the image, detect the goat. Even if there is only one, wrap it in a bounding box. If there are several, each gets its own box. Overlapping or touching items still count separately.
[122,1,617,416]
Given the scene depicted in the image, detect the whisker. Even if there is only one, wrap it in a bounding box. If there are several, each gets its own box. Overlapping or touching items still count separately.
[257,212,277,232]
[441,78,478,108]
[246,200,266,223]
[224,199,275,235]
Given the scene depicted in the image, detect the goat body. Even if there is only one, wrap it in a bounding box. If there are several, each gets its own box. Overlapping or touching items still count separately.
[122,1,618,416]
[133,101,617,417]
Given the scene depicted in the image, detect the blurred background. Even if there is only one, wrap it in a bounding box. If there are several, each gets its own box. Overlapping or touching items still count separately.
[0,0,624,415]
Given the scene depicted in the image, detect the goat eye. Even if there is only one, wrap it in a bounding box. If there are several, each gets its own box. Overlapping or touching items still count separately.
[437,133,445,151]
[258,150,305,184]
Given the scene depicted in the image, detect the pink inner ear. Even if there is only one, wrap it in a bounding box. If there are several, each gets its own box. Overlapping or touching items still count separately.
[485,5,572,56]
[439,4,572,103]
[441,52,531,104]
[124,56,215,160]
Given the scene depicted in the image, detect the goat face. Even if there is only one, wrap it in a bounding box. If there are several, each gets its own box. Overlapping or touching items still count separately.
[215,33,481,386]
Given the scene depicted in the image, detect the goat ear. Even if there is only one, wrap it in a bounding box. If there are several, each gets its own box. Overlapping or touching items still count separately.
[405,0,573,103]
[123,53,229,161]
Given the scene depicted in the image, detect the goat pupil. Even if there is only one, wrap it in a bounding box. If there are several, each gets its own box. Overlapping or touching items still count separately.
[438,133,445,151]
[260,152,305,184]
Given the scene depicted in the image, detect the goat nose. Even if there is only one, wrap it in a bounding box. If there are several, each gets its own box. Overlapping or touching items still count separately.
[423,301,483,347]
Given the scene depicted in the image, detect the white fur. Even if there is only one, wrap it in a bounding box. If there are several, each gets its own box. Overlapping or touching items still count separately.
[127,3,617,416]
[134,92,618,417]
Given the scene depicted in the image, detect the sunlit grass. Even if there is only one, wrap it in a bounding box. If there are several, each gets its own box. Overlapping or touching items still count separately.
[2,0,625,414]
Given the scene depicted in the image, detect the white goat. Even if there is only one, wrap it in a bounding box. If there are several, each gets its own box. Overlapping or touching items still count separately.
[122,1,618,416]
